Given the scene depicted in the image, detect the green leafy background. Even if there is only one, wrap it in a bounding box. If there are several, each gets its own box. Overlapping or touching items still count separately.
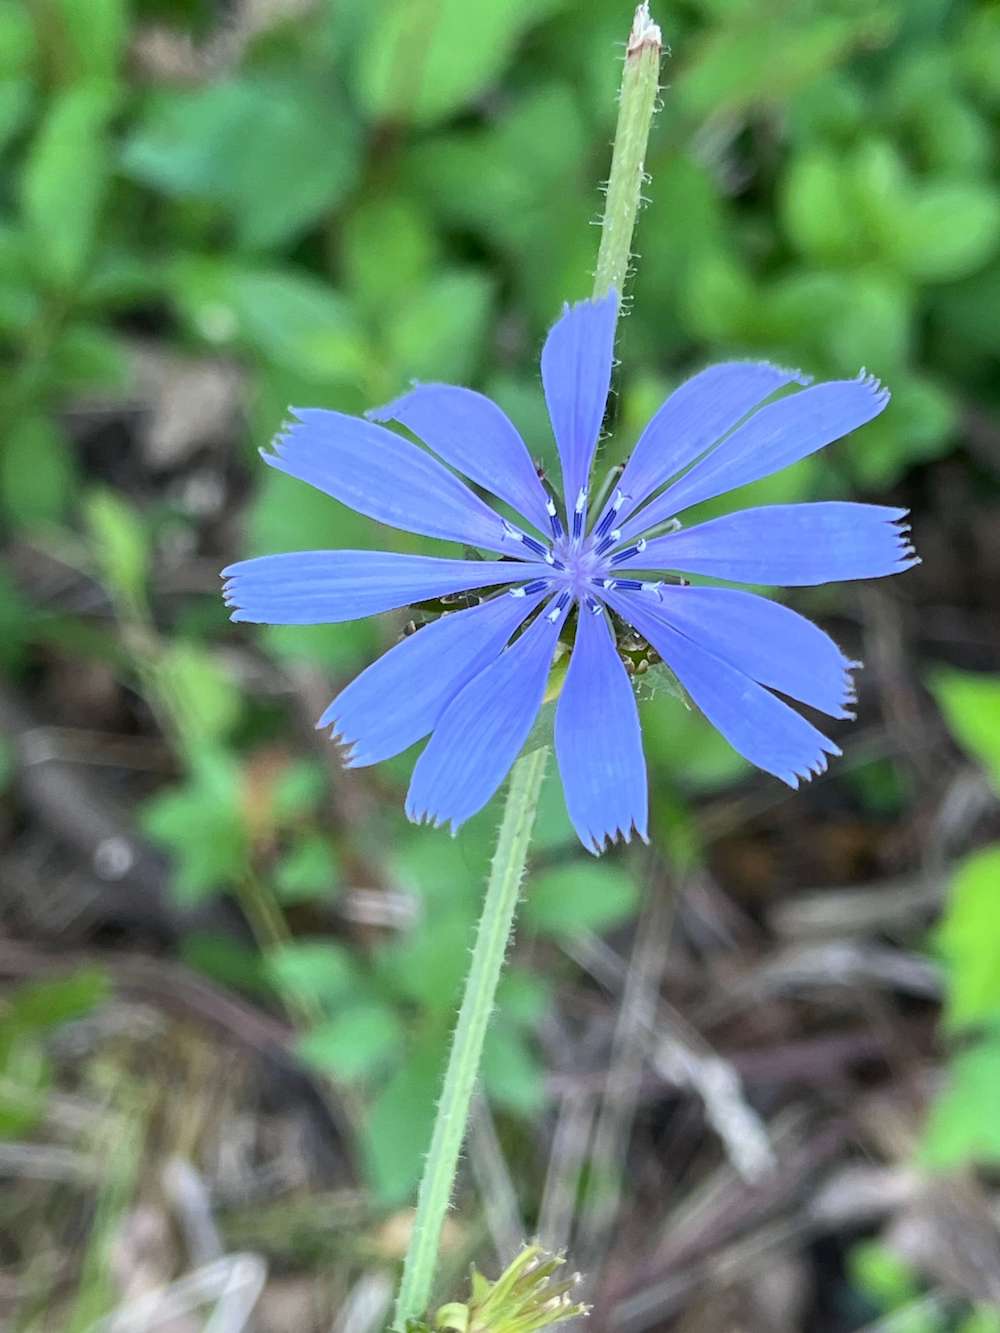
[2,0,1000,1327]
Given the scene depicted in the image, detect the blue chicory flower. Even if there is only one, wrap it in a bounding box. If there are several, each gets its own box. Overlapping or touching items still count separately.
[223,292,918,853]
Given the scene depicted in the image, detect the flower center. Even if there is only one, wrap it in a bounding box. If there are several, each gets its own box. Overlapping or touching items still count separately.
[552,533,603,600]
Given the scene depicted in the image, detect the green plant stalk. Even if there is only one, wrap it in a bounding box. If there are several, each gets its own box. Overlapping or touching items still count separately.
[393,8,662,1328]
[593,2,663,303]
[393,745,549,1329]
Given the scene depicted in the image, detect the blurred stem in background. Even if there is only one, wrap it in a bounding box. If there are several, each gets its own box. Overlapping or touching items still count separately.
[391,6,663,1329]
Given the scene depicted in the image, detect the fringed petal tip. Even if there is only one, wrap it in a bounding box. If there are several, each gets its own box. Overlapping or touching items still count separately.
[581,818,650,858]
[885,510,921,572]
[317,721,387,773]
[776,736,843,790]
[403,801,462,837]
[313,711,360,764]
[261,407,306,460]
[831,660,861,721]
[855,368,892,407]
[764,360,812,389]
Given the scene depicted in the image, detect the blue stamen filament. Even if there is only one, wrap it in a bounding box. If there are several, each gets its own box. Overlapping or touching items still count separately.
[572,487,588,541]
[501,518,557,565]
[610,537,646,566]
[594,488,628,540]
[546,496,564,540]
[594,526,623,557]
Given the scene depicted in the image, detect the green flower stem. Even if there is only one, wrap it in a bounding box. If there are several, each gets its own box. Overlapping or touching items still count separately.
[393,8,662,1327]
[393,745,550,1330]
[593,2,663,303]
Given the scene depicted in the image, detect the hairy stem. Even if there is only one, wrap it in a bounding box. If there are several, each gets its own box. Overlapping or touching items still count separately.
[393,746,549,1330]
[593,2,663,303]
[393,7,662,1327]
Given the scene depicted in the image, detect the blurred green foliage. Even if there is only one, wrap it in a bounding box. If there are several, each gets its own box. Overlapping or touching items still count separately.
[0,969,109,1138]
[2,0,1000,1247]
[850,1238,1000,1333]
[923,672,1000,1171]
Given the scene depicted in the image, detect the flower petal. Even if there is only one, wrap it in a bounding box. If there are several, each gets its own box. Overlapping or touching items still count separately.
[555,607,647,853]
[608,361,807,527]
[541,291,618,514]
[368,384,552,534]
[625,585,858,718]
[264,408,516,553]
[406,600,567,831]
[622,374,889,540]
[606,589,840,787]
[615,503,918,586]
[222,550,548,624]
[317,588,546,767]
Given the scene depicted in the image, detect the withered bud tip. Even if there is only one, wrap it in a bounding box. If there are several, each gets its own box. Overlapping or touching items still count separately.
[628,1,662,57]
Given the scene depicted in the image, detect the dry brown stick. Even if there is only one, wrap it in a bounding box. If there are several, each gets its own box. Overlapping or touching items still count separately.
[575,863,675,1270]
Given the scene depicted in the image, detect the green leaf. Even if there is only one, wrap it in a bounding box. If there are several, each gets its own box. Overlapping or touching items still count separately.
[156,642,243,748]
[781,150,861,262]
[482,1022,545,1116]
[364,1031,445,1203]
[274,834,341,904]
[0,2,36,77]
[959,7,1000,105]
[524,862,639,937]
[851,138,910,248]
[680,250,757,344]
[848,1240,920,1313]
[886,183,1000,282]
[382,905,474,1013]
[640,684,749,793]
[342,193,438,314]
[824,270,912,376]
[51,323,128,391]
[930,669,1000,790]
[45,0,128,83]
[0,78,33,154]
[935,846,1000,1031]
[170,259,369,385]
[0,1035,50,1140]
[0,415,77,529]
[141,752,248,903]
[496,968,551,1026]
[358,0,564,127]
[122,73,359,249]
[84,488,150,615]
[20,81,117,286]
[180,934,266,995]
[678,15,865,116]
[386,269,494,384]
[298,1002,404,1082]
[270,760,328,824]
[921,1033,1000,1168]
[263,940,362,1009]
[6,968,110,1031]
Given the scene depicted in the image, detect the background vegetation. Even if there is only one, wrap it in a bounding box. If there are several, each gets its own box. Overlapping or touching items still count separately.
[2,0,999,1328]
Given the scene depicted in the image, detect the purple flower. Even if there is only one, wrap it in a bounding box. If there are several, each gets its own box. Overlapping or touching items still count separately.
[223,292,917,853]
